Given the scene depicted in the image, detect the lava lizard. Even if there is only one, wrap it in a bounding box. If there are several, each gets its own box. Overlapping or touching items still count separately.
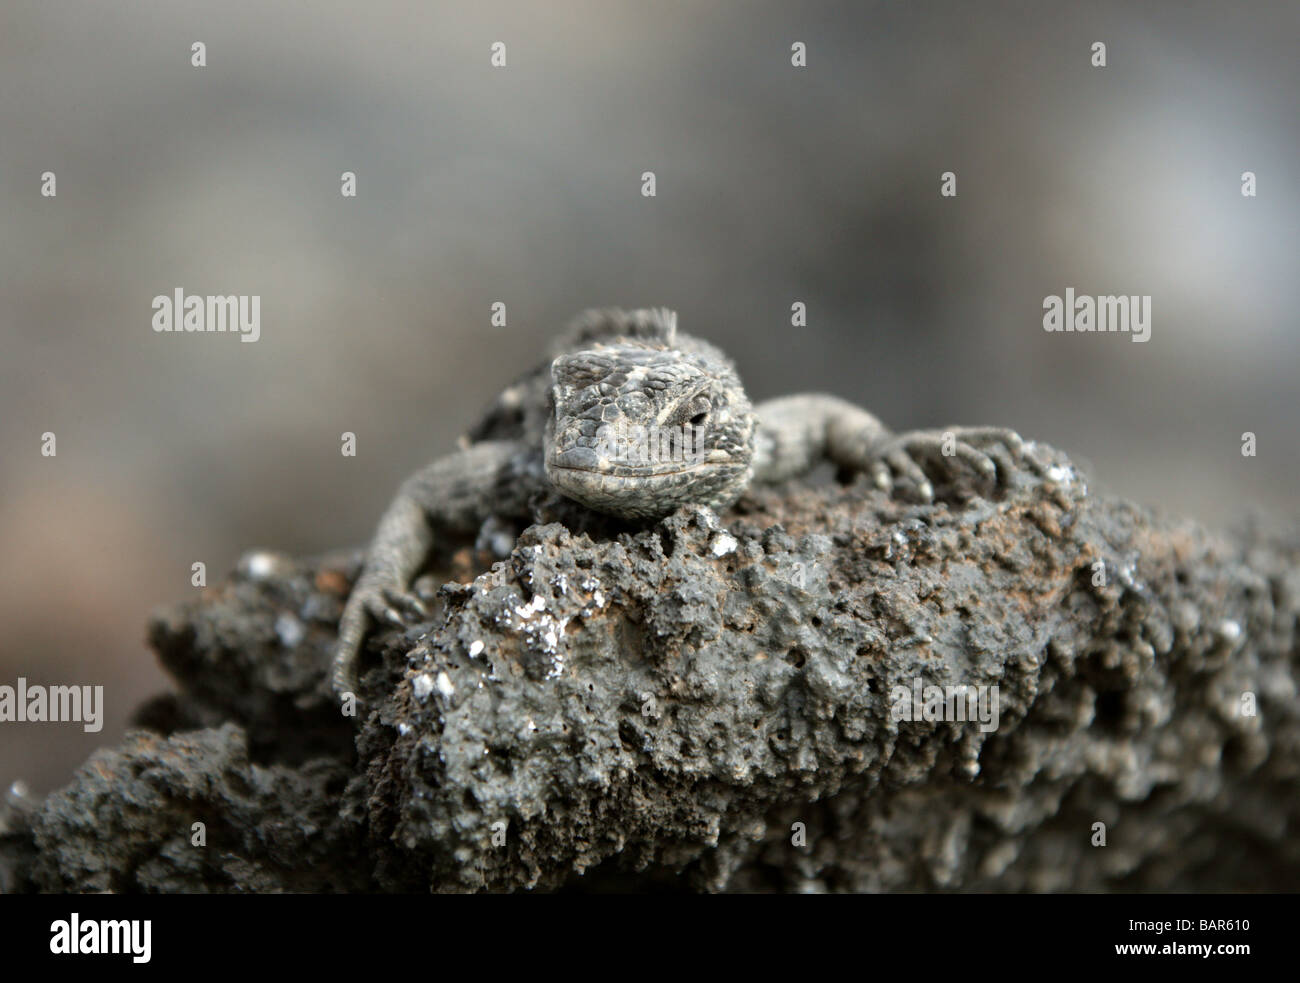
[331,307,1043,702]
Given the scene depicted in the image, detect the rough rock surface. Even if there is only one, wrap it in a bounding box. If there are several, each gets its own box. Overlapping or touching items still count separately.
[3,443,1298,892]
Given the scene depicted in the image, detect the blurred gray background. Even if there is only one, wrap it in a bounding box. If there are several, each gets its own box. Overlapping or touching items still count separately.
[2,0,1297,792]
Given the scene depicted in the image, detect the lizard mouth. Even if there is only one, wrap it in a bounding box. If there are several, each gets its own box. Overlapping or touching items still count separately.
[546,459,739,519]
[545,445,748,518]
[547,446,732,480]
[549,462,724,480]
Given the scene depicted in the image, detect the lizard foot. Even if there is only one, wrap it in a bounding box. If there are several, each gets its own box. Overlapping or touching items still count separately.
[870,426,1044,503]
[331,571,430,705]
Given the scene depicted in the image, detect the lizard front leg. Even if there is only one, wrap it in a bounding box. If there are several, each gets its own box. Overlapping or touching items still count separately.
[752,394,1039,502]
[331,439,540,704]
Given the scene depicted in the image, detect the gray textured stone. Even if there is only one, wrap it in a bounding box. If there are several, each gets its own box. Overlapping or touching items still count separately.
[3,444,1297,892]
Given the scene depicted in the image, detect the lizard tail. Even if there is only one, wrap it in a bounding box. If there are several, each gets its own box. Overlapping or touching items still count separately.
[331,593,368,707]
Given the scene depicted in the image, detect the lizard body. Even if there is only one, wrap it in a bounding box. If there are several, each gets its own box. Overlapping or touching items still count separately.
[331,307,1040,702]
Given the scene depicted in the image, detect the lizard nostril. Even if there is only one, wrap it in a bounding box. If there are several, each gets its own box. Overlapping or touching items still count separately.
[689,411,708,427]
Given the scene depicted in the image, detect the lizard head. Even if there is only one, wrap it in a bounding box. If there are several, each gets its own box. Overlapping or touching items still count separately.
[544,312,755,519]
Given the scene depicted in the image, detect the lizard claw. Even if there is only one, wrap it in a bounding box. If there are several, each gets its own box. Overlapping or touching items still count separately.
[873,442,936,502]
[382,586,430,622]
[350,577,426,626]
[331,571,430,706]
[873,426,1038,502]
